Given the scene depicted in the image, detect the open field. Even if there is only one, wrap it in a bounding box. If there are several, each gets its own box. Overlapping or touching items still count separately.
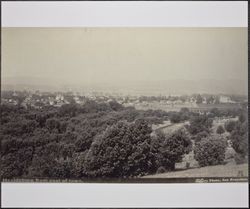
[152,121,188,134]
[134,102,241,112]
[143,163,248,178]
[134,103,197,112]
[158,122,187,136]
[152,120,171,131]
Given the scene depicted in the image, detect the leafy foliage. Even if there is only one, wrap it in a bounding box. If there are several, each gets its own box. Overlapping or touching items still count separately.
[187,115,213,135]
[169,113,182,123]
[154,129,192,170]
[224,120,238,133]
[216,125,225,135]
[194,136,227,167]
[0,101,174,179]
[84,120,154,177]
[0,96,247,179]
[231,120,248,159]
[196,94,203,104]
[194,130,209,144]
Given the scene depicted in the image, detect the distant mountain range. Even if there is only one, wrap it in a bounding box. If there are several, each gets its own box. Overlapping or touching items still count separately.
[1,76,247,96]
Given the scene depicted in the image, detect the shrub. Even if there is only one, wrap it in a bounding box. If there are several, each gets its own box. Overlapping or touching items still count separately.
[216,125,225,135]
[194,136,227,167]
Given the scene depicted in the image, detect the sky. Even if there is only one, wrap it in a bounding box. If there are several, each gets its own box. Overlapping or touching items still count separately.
[2,27,248,95]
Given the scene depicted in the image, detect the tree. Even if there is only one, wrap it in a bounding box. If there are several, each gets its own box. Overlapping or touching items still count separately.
[214,96,220,104]
[27,143,63,178]
[210,108,220,117]
[180,107,189,113]
[188,115,213,135]
[155,129,192,170]
[239,113,246,123]
[206,96,214,104]
[180,95,187,103]
[71,151,88,178]
[224,120,237,133]
[1,147,33,179]
[231,121,248,162]
[2,118,39,137]
[108,100,123,111]
[74,130,94,152]
[15,95,26,106]
[45,118,61,132]
[84,120,154,177]
[216,125,225,135]
[194,136,227,167]
[170,113,182,123]
[196,94,203,104]
[194,130,209,143]
[59,103,79,117]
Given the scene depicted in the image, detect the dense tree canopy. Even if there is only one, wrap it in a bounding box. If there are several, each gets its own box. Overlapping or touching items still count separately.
[216,125,225,135]
[194,136,227,167]
[0,101,176,179]
[231,120,248,159]
[154,129,192,170]
[187,115,213,135]
[0,96,247,179]
[84,120,154,177]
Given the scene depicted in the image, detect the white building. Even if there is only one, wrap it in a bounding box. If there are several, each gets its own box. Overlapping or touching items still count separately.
[219,96,235,103]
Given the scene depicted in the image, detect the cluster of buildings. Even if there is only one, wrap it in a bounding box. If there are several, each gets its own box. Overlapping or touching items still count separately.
[1,90,244,110]
[2,92,76,109]
[122,95,237,108]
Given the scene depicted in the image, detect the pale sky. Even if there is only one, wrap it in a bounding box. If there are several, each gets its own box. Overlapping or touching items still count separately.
[2,27,248,94]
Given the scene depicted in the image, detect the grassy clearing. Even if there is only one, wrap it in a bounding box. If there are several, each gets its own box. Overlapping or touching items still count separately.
[134,103,196,112]
[159,122,186,135]
[143,163,248,178]
[134,102,240,112]
[152,121,188,137]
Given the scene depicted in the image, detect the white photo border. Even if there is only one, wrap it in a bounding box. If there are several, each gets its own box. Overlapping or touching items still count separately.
[1,1,249,208]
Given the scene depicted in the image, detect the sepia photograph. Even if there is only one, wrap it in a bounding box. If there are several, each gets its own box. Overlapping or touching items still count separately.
[1,27,248,183]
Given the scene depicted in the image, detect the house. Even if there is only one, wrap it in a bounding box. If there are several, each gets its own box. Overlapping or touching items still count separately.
[219,95,235,103]
[202,97,207,104]
[56,94,64,101]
